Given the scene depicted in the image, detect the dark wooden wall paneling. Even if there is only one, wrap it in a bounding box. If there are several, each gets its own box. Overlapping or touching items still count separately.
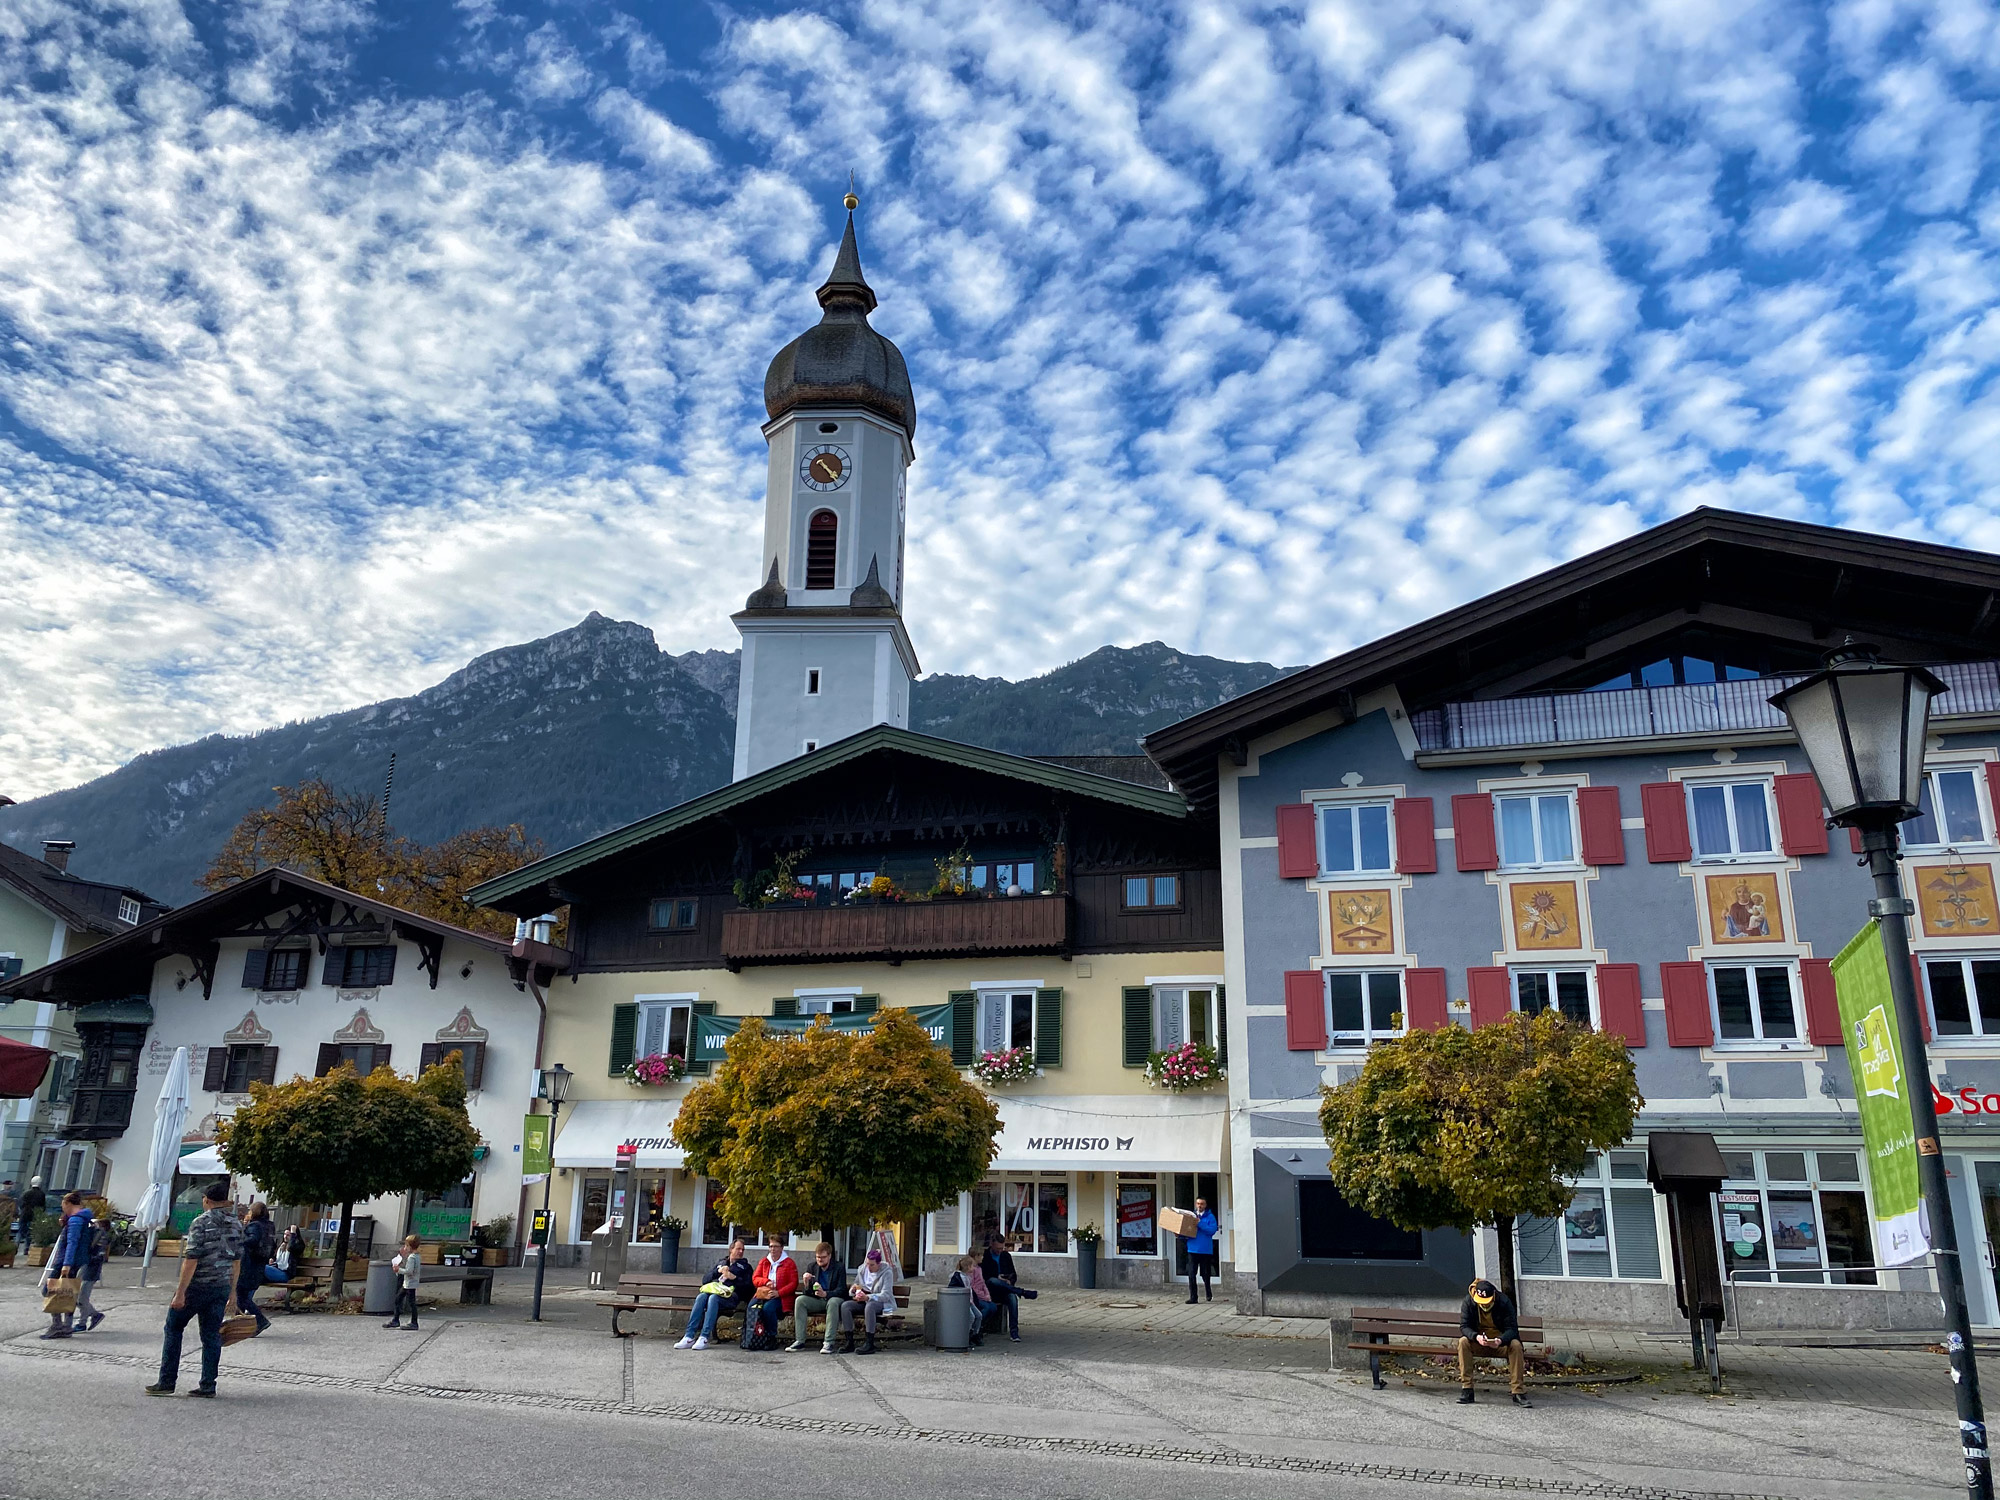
[1070,868,1223,953]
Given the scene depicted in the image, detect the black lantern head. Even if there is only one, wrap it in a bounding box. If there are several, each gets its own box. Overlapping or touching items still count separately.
[1769,650,1946,827]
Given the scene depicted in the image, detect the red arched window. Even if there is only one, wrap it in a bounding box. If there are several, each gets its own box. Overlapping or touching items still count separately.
[806,510,838,590]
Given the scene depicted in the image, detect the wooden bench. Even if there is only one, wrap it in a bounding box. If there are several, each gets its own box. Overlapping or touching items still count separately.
[1346,1306,1548,1391]
[598,1271,912,1341]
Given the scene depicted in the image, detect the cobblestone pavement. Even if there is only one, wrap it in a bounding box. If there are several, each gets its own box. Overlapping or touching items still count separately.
[0,1263,1963,1498]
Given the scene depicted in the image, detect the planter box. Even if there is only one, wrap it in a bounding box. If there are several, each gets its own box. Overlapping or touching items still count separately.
[26,1245,52,1266]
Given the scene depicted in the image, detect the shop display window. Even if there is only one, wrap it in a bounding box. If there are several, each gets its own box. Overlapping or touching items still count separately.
[1117,1175,1158,1257]
[1518,1152,1662,1281]
[971,1173,1072,1254]
[1714,1149,1876,1286]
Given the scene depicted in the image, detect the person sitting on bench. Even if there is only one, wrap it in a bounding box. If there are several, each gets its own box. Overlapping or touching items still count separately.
[980,1232,1036,1342]
[849,1247,896,1355]
[788,1241,852,1354]
[748,1235,797,1347]
[949,1257,998,1347]
[676,1239,752,1351]
[1458,1279,1530,1407]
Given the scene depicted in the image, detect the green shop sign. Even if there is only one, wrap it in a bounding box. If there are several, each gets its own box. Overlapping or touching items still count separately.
[691,1002,955,1064]
[1830,921,1928,1266]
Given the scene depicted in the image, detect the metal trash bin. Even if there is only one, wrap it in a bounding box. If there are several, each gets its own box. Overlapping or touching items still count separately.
[363,1260,398,1315]
[933,1284,971,1352]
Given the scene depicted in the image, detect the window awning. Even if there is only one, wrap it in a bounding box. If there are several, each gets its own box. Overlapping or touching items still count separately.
[552,1100,687,1169]
[176,1143,227,1175]
[988,1093,1226,1173]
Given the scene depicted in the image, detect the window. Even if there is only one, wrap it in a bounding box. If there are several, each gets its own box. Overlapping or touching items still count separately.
[1319,802,1393,875]
[1688,780,1774,860]
[315,1043,391,1078]
[1903,766,1989,848]
[117,896,141,925]
[806,668,821,696]
[1326,970,1404,1047]
[648,898,699,931]
[1497,792,1576,869]
[971,1174,1070,1255]
[1519,1152,1662,1280]
[261,949,308,991]
[1715,1149,1876,1285]
[803,739,818,753]
[418,1039,486,1088]
[969,862,1036,893]
[1122,875,1181,909]
[1116,1175,1157,1256]
[1298,1179,1423,1261]
[1152,985,1219,1051]
[47,1055,79,1104]
[637,998,694,1061]
[798,993,857,1015]
[1587,656,1766,692]
[977,989,1036,1056]
[806,509,838,589]
[1924,956,2000,1039]
[1513,967,1594,1027]
[699,1177,744,1247]
[222,1045,269,1093]
[1709,963,1800,1046]
[328,945,396,988]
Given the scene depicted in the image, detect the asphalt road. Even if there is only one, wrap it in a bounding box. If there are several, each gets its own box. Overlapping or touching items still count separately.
[3,1349,1400,1500]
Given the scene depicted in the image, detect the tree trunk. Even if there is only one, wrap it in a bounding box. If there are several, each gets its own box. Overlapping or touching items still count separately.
[1494,1215,1519,1314]
[330,1200,354,1300]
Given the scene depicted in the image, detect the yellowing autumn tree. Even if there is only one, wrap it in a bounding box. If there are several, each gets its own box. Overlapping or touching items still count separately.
[200,779,541,937]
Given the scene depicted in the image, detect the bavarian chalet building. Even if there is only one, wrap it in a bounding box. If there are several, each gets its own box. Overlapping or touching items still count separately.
[468,207,1231,1285]
[1147,510,2000,1329]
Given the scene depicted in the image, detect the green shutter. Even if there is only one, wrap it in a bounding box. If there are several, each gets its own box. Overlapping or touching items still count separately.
[1215,985,1228,1068]
[608,1003,638,1076]
[949,991,977,1068]
[772,996,799,1017]
[1035,988,1063,1068]
[853,995,879,1015]
[687,1000,718,1076]
[1122,987,1153,1068]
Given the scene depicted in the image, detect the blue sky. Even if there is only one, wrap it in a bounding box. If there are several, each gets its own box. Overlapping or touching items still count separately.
[4,0,2000,798]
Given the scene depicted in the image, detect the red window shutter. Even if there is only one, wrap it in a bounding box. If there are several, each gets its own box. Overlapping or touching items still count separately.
[1773,773,1830,856]
[1913,955,1932,1042]
[1577,786,1625,866]
[1850,826,1865,856]
[1987,762,2000,833]
[1276,804,1318,879]
[1452,793,1498,871]
[1799,958,1842,1046]
[1660,961,1714,1046]
[1393,797,1437,874]
[1596,963,1646,1045]
[1284,970,1327,1051]
[1404,967,1448,1031]
[1467,966,1511,1028]
[1640,782,1692,863]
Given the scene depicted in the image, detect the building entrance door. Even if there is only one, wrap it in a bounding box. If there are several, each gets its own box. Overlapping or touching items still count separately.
[1171,1172,1219,1276]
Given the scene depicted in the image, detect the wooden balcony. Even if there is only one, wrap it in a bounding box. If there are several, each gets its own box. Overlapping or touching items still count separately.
[721,894,1070,968]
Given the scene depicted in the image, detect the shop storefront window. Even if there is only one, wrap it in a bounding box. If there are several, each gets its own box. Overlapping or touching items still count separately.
[1038,1179,1069,1254]
[1519,1152,1661,1281]
[1117,1175,1157,1256]
[411,1178,474,1243]
[699,1177,744,1246]
[580,1175,611,1239]
[971,1173,1073,1254]
[1715,1149,1875,1286]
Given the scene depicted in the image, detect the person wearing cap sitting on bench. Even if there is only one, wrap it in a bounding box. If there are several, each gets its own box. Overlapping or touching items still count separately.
[1458,1279,1530,1407]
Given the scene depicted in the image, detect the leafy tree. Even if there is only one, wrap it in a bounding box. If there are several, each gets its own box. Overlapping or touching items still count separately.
[199,778,542,936]
[675,1009,999,1239]
[220,1054,480,1297]
[1318,1011,1643,1309]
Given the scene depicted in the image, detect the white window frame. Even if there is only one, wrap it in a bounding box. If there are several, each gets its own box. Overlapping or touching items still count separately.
[1151,984,1220,1052]
[1315,799,1395,877]
[975,987,1037,1056]
[634,993,697,1062]
[971,1171,1075,1257]
[1495,789,1581,871]
[1323,968,1405,1049]
[1683,777,1778,863]
[1901,764,1994,851]
[1715,1148,1878,1286]
[797,985,861,1016]
[1706,961,1804,1049]
[1921,954,2000,1041]
[1511,965,1599,1029]
[117,896,141,925]
[1518,1151,1664,1282]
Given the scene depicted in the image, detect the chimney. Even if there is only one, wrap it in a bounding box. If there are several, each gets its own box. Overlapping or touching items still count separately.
[41,840,74,873]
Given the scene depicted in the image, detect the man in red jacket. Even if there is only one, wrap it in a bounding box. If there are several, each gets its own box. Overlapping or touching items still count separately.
[748,1235,797,1347]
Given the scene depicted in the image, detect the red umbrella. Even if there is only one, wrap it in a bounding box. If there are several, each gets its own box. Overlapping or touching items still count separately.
[0,1035,54,1098]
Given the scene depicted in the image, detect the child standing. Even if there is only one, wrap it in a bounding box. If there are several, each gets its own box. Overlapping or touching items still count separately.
[384,1234,422,1331]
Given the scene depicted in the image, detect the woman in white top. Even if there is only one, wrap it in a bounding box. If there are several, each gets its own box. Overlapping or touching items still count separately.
[849,1247,897,1355]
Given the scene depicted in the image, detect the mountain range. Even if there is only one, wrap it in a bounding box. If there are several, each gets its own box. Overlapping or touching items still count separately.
[0,614,1298,902]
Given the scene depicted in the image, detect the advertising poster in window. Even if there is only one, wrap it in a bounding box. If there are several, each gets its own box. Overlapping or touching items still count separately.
[1830,922,1928,1266]
[1718,1190,1767,1266]
[1705,873,1786,943]
[1117,1180,1157,1255]
[1768,1194,1822,1267]
[1562,1190,1608,1255]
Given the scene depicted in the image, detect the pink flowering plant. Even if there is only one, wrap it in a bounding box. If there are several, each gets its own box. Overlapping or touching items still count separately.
[624,1052,687,1088]
[970,1046,1038,1085]
[1144,1041,1222,1091]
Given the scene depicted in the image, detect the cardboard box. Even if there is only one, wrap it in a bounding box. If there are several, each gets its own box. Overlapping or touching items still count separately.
[1159,1206,1199,1239]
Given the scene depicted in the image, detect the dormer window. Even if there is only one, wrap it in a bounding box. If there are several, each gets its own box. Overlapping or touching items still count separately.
[117,897,141,925]
[806,510,838,589]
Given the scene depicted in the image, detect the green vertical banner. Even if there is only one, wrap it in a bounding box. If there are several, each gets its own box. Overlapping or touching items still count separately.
[522,1113,552,1177]
[1830,922,1928,1266]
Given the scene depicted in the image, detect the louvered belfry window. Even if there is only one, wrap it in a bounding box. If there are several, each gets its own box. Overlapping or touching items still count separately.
[806,509,838,589]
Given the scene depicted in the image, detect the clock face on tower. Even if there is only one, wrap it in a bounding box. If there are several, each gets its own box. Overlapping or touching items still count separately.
[800,444,849,491]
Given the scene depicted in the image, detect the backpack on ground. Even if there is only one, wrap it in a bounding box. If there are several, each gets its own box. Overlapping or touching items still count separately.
[739,1301,776,1351]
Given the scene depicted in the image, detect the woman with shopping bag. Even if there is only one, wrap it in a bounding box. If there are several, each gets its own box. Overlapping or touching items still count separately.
[39,1191,92,1340]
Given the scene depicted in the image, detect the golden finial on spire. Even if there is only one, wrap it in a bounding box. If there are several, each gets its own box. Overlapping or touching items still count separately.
[843,169,858,212]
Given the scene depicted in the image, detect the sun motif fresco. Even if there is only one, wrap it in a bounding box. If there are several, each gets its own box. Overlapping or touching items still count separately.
[1704,872,1786,943]
[1916,861,1997,938]
[1329,889,1394,954]
[1513,881,1580,950]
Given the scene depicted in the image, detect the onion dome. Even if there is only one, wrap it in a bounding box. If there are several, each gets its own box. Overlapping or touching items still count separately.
[763,203,916,439]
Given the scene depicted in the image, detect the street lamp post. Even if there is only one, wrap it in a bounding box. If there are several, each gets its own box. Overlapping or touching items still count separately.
[1772,649,1991,1500]
[530,1062,572,1324]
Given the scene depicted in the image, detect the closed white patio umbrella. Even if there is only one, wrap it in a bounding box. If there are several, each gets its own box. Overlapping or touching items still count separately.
[132,1046,191,1288]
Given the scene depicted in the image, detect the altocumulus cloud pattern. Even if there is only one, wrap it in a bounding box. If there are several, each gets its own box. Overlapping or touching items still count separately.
[3,0,1998,797]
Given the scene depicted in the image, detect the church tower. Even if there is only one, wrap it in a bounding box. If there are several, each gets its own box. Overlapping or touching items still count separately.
[732,196,918,780]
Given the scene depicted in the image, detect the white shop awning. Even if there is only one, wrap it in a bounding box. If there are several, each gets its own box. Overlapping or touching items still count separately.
[175,1144,227,1175]
[552,1100,686,1169]
[988,1094,1225,1173]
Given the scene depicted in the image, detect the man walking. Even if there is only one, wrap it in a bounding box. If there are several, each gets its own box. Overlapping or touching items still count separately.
[1457,1278,1531,1407]
[146,1180,241,1398]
